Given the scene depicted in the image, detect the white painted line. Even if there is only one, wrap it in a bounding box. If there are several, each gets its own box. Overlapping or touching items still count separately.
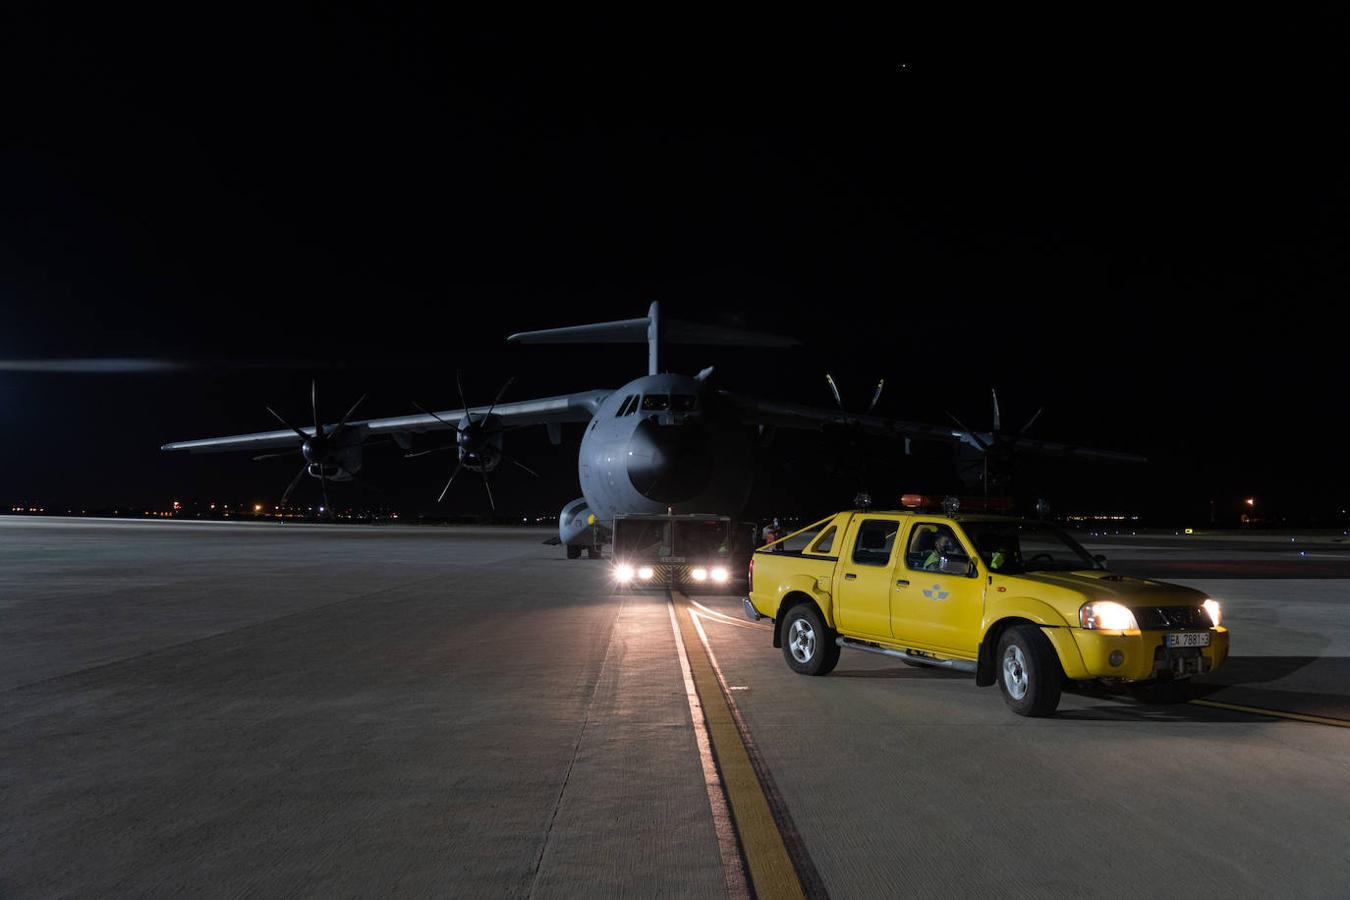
[667,598,751,900]
[688,599,773,631]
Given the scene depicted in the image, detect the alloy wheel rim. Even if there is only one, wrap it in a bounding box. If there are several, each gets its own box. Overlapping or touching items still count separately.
[1003,644,1029,699]
[789,619,816,663]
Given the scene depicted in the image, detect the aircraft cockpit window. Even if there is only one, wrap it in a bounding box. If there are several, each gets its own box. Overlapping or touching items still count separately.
[671,394,697,412]
[616,394,638,416]
[640,395,670,412]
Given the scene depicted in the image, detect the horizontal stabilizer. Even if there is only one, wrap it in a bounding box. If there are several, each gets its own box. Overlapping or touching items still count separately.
[508,300,800,375]
[507,316,649,345]
[507,315,798,348]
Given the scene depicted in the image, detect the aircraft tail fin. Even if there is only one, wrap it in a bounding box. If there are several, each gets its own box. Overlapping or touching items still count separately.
[507,301,800,375]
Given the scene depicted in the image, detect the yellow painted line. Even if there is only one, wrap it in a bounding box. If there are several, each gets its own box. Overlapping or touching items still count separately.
[666,601,750,899]
[1189,698,1350,728]
[671,592,806,900]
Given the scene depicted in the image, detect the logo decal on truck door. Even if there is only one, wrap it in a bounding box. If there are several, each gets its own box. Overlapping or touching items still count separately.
[922,583,949,601]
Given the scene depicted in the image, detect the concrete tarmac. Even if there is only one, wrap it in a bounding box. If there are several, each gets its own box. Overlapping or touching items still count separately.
[3,517,1349,897]
[0,518,724,897]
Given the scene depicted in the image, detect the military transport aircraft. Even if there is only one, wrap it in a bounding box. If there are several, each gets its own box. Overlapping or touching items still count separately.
[161,302,1140,557]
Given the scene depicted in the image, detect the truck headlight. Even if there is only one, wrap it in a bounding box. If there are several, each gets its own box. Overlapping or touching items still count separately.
[711,566,728,584]
[638,566,654,581]
[1202,598,1222,626]
[614,564,634,583]
[691,567,708,582]
[1079,600,1138,631]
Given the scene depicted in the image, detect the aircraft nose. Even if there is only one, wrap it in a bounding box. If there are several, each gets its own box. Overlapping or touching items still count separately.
[626,417,712,504]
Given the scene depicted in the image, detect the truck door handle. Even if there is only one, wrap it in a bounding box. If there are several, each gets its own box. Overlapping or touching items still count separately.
[843,573,857,580]
[895,579,909,587]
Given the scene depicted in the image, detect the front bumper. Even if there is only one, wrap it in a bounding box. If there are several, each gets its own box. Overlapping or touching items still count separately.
[1046,626,1230,681]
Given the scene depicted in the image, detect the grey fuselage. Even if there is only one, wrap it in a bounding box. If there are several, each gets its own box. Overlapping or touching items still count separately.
[577,373,753,527]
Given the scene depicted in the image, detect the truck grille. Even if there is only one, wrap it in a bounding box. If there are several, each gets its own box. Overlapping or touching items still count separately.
[1132,605,1212,630]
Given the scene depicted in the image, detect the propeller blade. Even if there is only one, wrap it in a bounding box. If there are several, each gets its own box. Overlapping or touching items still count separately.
[413,402,461,433]
[825,373,844,411]
[867,378,885,414]
[335,392,367,434]
[311,379,321,437]
[485,376,515,419]
[481,470,495,511]
[945,410,991,451]
[404,444,458,459]
[280,462,308,507]
[455,370,471,424]
[267,406,311,442]
[320,471,331,517]
[253,449,301,462]
[500,451,540,478]
[437,461,464,503]
[1019,406,1044,436]
[991,388,1001,433]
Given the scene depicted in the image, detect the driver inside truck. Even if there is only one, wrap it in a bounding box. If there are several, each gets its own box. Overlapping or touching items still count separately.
[923,530,969,573]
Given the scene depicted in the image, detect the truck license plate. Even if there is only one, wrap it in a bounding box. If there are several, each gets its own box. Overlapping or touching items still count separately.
[1167,632,1210,648]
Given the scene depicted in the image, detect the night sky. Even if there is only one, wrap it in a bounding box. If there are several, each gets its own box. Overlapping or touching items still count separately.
[3,9,1348,524]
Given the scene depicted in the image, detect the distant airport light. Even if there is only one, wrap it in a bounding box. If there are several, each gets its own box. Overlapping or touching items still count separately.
[638,566,654,581]
[253,504,263,513]
[614,564,635,583]
[710,567,728,584]
[1245,498,1256,506]
[691,567,709,582]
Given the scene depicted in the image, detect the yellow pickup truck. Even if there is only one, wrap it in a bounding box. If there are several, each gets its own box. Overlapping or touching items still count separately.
[744,510,1228,716]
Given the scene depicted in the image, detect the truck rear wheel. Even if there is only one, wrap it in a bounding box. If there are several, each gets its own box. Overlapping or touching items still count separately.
[996,625,1062,717]
[781,604,840,676]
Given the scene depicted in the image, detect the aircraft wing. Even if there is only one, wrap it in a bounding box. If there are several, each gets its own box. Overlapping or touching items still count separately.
[998,436,1145,463]
[717,390,967,443]
[161,390,612,454]
[719,391,1145,462]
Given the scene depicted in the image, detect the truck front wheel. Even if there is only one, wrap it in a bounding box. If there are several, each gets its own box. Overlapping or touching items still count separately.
[781,604,840,676]
[996,625,1062,717]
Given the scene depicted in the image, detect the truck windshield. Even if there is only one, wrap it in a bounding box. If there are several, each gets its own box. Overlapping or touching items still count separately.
[672,519,731,559]
[961,521,1100,574]
[613,518,732,561]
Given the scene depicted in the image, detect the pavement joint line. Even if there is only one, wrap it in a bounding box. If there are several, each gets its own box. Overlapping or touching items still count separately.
[666,594,752,900]
[675,591,829,900]
[1188,698,1350,728]
[527,594,626,898]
